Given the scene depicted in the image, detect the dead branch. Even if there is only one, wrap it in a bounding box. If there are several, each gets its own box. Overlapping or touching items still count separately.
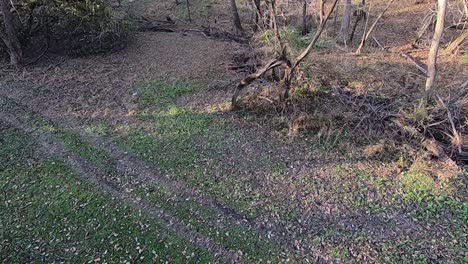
[372,36,384,50]
[355,0,396,54]
[400,52,428,76]
[291,0,339,71]
[444,29,468,54]
[437,95,463,154]
[425,0,447,100]
[231,58,290,108]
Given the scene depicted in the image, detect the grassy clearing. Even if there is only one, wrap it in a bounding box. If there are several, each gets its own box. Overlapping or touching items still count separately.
[109,81,284,260]
[107,79,467,262]
[0,99,115,173]
[0,127,214,263]
[135,184,282,262]
[112,82,239,209]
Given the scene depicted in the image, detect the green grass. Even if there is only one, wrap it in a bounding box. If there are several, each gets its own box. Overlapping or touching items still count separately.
[282,29,329,51]
[0,127,214,263]
[135,184,282,262]
[461,51,468,64]
[48,126,116,172]
[111,81,293,219]
[107,80,285,260]
[1,99,115,173]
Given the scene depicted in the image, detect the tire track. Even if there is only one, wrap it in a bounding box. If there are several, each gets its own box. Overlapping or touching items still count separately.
[0,84,339,263]
[0,103,245,263]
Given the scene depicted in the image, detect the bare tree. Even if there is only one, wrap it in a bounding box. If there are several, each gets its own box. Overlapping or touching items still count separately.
[0,0,23,66]
[230,0,243,31]
[425,0,447,100]
[338,0,352,44]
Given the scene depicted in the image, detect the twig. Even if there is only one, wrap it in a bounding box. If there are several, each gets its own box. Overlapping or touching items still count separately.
[437,95,463,154]
[372,36,385,50]
[400,52,428,76]
[258,95,274,104]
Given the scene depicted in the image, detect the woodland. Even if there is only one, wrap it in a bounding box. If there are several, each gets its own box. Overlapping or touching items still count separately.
[0,0,467,262]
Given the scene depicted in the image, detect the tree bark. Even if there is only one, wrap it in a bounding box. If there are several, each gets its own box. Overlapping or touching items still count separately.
[425,0,447,100]
[230,0,243,31]
[301,0,308,35]
[0,0,23,66]
[319,0,326,24]
[252,0,262,31]
[338,0,352,43]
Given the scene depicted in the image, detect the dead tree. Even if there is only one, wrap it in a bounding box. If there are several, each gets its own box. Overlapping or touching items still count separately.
[230,0,243,31]
[232,0,340,108]
[425,0,447,100]
[0,0,23,66]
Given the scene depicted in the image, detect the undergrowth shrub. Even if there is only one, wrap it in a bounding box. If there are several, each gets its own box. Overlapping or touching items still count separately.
[2,0,134,56]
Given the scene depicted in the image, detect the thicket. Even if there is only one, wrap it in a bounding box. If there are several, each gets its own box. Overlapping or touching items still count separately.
[1,0,133,56]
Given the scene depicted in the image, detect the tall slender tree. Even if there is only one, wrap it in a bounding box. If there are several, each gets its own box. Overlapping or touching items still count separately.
[425,0,447,100]
[338,0,352,44]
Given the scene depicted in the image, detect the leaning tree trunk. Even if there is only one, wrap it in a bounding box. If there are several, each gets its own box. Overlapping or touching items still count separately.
[425,0,447,101]
[0,0,23,66]
[338,0,352,44]
[230,0,243,31]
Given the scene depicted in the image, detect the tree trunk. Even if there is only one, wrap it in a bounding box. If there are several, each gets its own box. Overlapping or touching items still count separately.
[319,0,326,24]
[338,0,352,43]
[0,0,23,66]
[425,0,447,100]
[230,0,243,31]
[301,0,308,35]
[253,0,261,31]
[186,0,192,22]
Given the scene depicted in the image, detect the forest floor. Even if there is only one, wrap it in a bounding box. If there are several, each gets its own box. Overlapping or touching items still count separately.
[0,0,467,263]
